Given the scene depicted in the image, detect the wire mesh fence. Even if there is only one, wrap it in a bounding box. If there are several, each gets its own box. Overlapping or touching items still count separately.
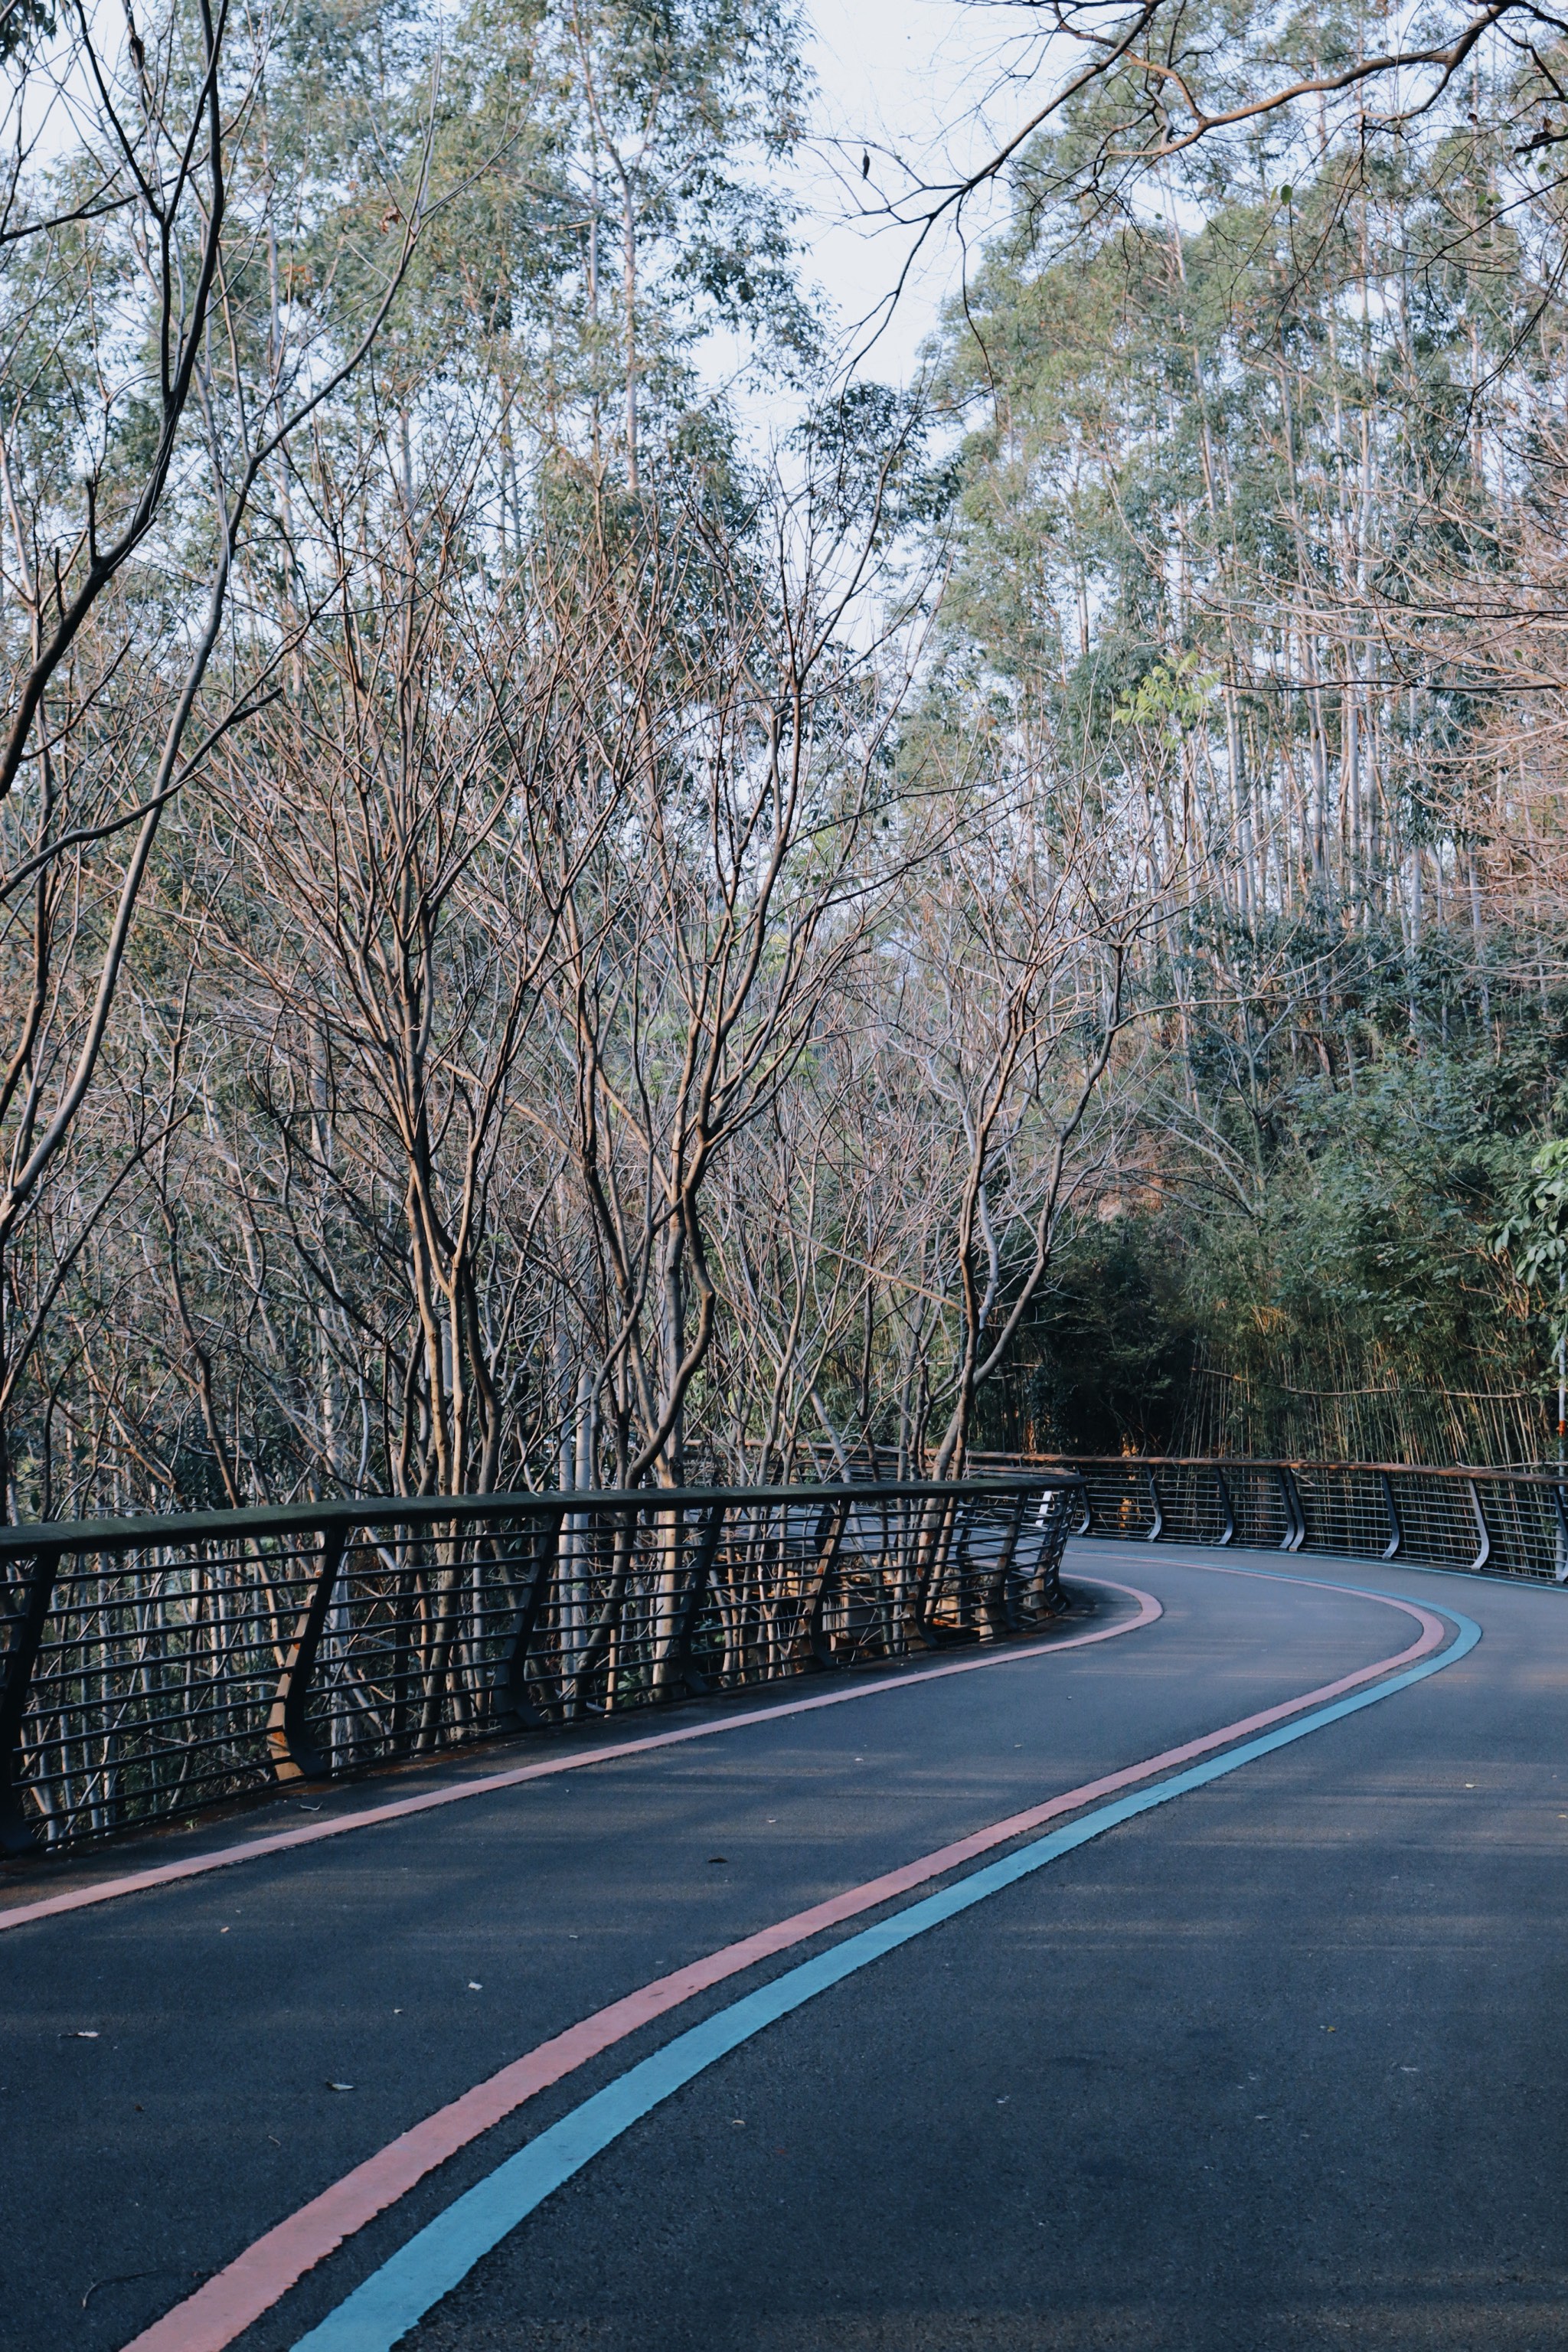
[17,1448,1539,1861]
[0,1475,1080,1855]
[971,1452,1568,1583]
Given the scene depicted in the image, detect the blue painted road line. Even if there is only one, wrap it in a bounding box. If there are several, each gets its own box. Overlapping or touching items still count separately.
[291,1591,1481,2352]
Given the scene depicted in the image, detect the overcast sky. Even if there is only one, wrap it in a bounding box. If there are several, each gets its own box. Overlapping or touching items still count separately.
[799,0,1021,382]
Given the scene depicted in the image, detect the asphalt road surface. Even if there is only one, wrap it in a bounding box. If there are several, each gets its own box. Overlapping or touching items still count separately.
[2,1540,1565,2352]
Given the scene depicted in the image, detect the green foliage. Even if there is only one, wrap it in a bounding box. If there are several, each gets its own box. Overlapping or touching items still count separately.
[1495,1140,1568,1349]
[902,14,1568,1465]
[0,0,52,64]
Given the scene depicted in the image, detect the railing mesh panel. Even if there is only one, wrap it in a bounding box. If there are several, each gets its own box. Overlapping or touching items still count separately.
[1471,1478,1563,1581]
[1146,1465,1229,1544]
[18,1537,319,1844]
[306,1519,554,1769]
[1290,1467,1383,1557]
[18,1449,1562,1858]
[0,1477,1076,1851]
[973,1453,1568,1589]
[1226,1467,1293,1548]
[1383,1475,1485,1570]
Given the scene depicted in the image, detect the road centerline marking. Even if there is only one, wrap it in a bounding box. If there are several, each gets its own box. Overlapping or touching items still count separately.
[280,1586,1475,2352]
[117,1573,1450,2352]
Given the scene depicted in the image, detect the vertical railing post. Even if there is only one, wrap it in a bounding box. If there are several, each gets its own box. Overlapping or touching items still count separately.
[0,1543,62,1855]
[649,1498,691,1697]
[560,1502,635,1721]
[910,1488,962,1647]
[1213,1466,1236,1547]
[1040,1482,1080,1606]
[1550,1476,1568,1584]
[671,1503,725,1695]
[1379,1471,1403,1562]
[267,1524,348,1782]
[1273,1466,1292,1550]
[1277,1466,1306,1552]
[981,1488,1031,1640]
[807,1495,854,1670]
[496,1508,566,1728]
[1467,1479,1492,1574]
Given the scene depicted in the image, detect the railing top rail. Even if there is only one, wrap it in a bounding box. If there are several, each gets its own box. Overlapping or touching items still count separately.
[982,1451,1567,1486]
[0,1471,1083,1562]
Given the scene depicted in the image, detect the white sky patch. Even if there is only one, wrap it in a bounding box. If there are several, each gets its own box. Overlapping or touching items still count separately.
[799,0,1019,384]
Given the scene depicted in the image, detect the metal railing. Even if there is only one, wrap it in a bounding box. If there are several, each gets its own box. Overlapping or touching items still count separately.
[0,1474,1083,1855]
[972,1452,1568,1585]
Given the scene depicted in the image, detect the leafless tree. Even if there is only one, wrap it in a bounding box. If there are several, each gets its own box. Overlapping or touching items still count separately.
[0,0,434,1500]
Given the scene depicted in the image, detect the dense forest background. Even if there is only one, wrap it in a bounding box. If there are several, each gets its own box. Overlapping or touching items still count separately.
[4,0,1568,1517]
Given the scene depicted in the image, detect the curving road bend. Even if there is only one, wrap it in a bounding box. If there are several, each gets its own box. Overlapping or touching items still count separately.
[2,1544,1565,2352]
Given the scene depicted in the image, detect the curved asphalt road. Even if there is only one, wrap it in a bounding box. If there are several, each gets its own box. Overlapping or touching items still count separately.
[1,1543,1564,2352]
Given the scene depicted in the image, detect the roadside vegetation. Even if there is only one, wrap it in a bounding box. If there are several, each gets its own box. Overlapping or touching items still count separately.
[4,0,1568,1514]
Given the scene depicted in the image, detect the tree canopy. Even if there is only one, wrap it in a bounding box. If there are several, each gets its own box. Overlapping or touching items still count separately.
[2,0,1567,1518]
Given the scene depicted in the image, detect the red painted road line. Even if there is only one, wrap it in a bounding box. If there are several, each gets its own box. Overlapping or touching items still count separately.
[0,1579,1159,1938]
[119,1579,1444,2352]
